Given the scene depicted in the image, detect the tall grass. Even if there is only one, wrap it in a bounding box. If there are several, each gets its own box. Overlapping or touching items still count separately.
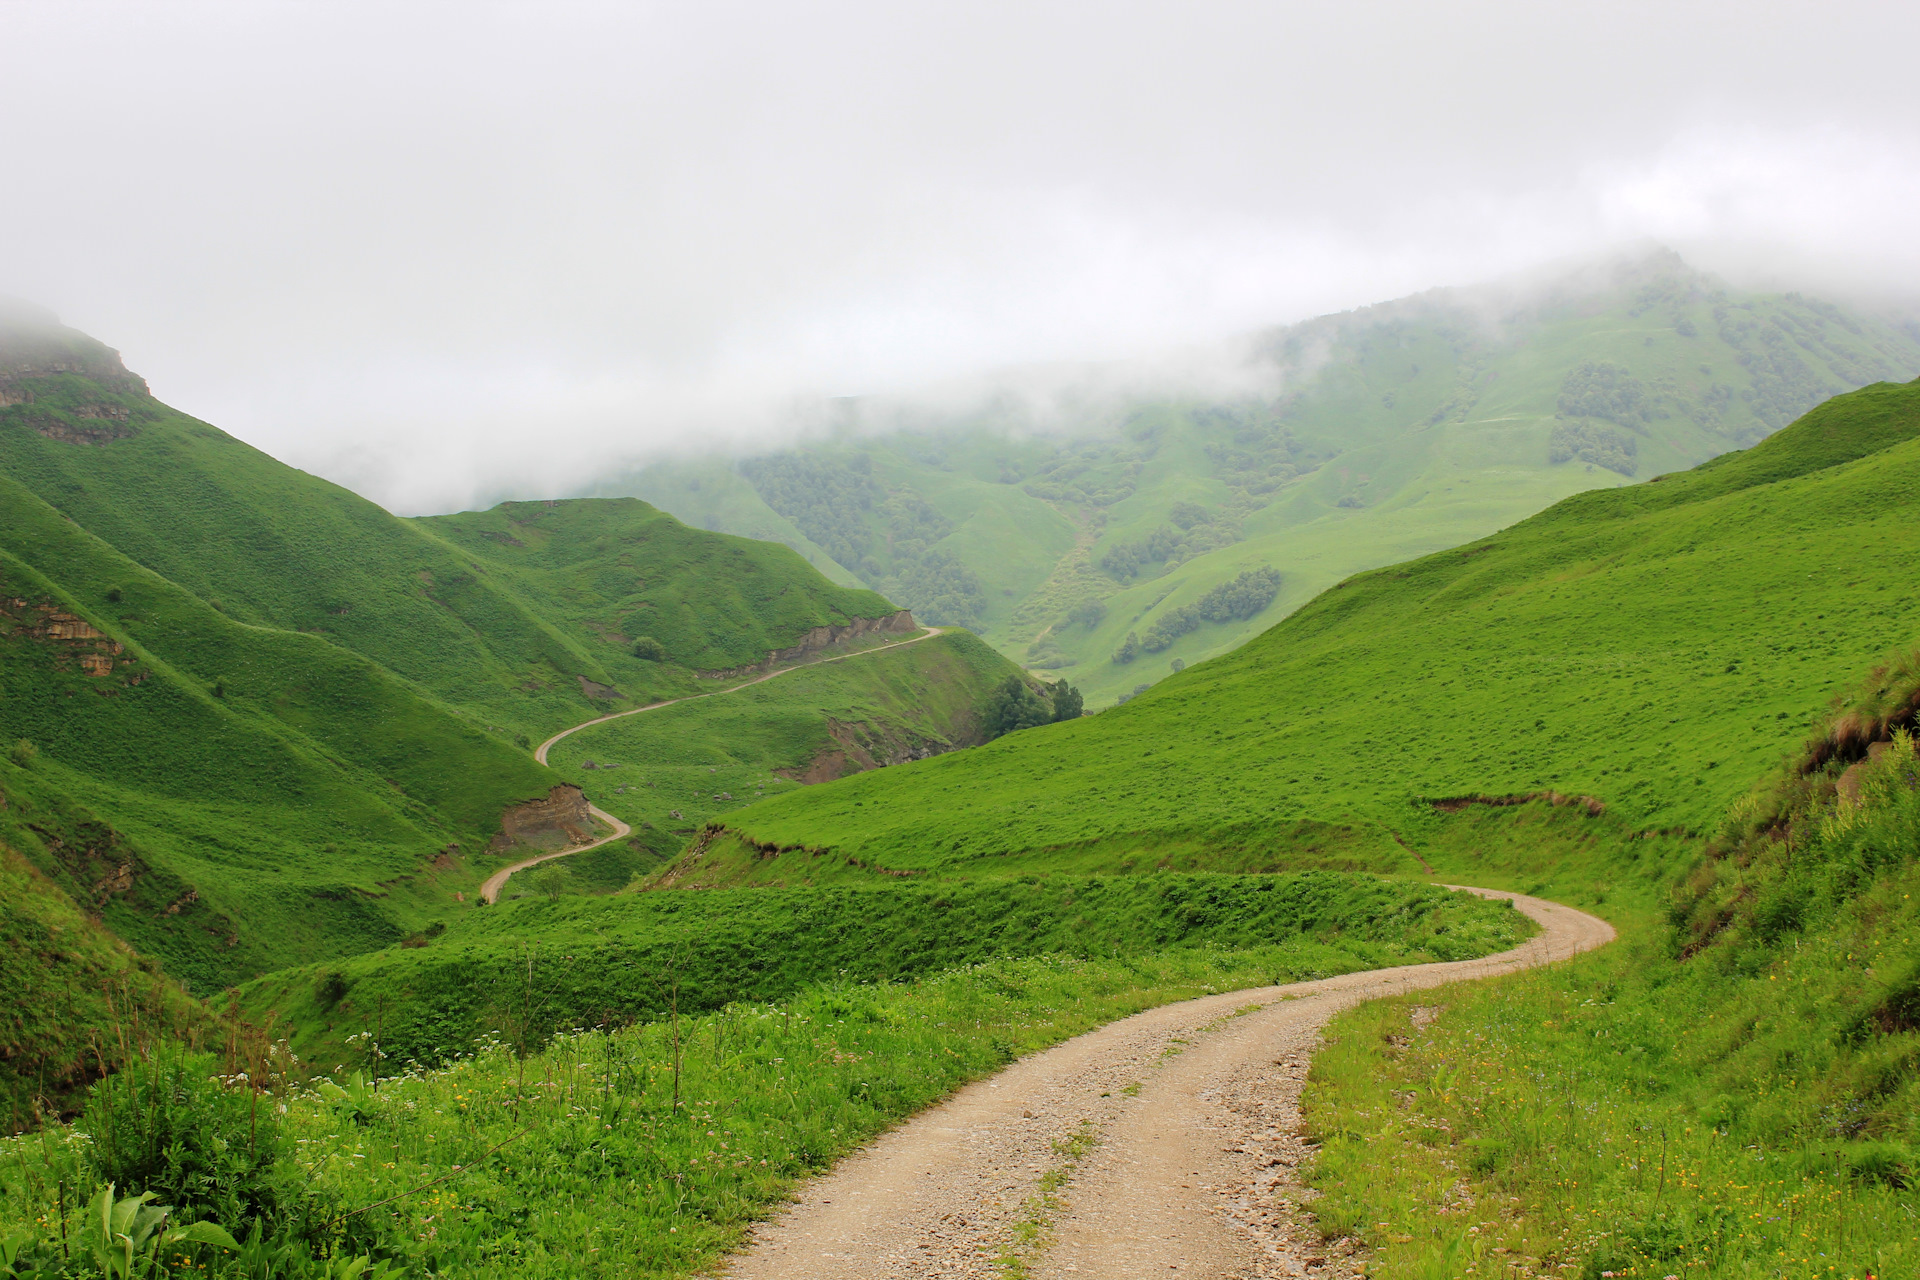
[8,938,1503,1278]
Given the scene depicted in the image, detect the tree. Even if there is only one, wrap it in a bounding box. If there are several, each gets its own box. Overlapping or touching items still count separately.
[631,635,667,661]
[1113,632,1141,664]
[1067,599,1107,630]
[983,675,1053,740]
[1048,679,1083,721]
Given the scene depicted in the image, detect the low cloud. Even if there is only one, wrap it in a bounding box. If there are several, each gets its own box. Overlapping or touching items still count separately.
[3,2,1918,513]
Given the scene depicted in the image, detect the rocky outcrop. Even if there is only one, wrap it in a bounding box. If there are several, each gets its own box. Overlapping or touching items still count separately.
[490,783,594,853]
[0,299,150,445]
[775,715,965,784]
[698,609,919,679]
[2,596,144,684]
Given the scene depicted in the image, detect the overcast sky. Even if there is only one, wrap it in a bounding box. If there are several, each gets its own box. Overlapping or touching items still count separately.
[6,0,1920,513]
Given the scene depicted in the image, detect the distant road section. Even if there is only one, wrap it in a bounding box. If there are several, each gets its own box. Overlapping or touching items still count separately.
[483,626,944,902]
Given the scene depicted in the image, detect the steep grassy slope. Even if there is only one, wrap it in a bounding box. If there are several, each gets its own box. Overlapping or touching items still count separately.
[0,475,558,989]
[1290,668,1920,1278]
[0,306,924,997]
[611,252,1920,705]
[415,498,897,680]
[696,376,1920,877]
[0,307,900,741]
[0,808,216,1130]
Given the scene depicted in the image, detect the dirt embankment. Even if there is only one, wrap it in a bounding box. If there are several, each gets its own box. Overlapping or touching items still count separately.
[1427,789,1605,816]
[776,715,970,785]
[488,784,594,854]
[698,609,918,680]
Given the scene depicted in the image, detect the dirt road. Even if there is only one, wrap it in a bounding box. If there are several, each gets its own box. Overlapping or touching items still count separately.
[481,626,946,902]
[476,803,632,904]
[532,626,946,765]
[721,888,1613,1279]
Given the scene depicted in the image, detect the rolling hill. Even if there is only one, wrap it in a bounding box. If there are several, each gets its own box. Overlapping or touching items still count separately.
[605,250,1920,706]
[688,373,1920,878]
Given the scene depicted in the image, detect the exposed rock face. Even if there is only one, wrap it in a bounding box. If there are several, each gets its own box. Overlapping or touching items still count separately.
[1,596,145,685]
[699,609,918,679]
[490,783,593,853]
[0,299,151,445]
[775,714,971,784]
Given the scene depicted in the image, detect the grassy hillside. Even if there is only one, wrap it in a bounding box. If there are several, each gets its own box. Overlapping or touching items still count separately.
[415,498,897,682]
[531,629,1017,876]
[697,375,1920,877]
[14,877,1526,1280]
[609,251,1920,705]
[0,308,916,1000]
[0,475,559,990]
[0,307,901,741]
[0,813,216,1131]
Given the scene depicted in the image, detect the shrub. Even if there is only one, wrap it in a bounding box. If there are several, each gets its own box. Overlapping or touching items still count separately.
[1067,599,1107,630]
[76,1043,284,1228]
[7,739,35,769]
[631,635,667,661]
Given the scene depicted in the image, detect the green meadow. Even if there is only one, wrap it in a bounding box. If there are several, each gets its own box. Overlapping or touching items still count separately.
[240,872,1531,1072]
[9,303,1920,1279]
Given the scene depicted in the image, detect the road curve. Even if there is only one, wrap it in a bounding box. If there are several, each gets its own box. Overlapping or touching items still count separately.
[483,626,946,902]
[532,626,945,765]
[721,888,1614,1279]
[477,803,632,904]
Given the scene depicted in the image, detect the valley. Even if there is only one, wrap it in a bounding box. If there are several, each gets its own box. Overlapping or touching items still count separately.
[608,251,1920,706]
[3,292,1920,1280]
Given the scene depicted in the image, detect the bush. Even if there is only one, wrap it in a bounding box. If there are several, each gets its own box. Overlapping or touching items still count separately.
[76,1043,284,1228]
[7,739,35,769]
[630,635,667,662]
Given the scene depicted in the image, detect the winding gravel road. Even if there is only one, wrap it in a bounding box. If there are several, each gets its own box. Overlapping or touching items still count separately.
[480,626,945,902]
[721,888,1613,1279]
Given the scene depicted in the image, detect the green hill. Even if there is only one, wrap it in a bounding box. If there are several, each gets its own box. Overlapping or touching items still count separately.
[0,305,901,741]
[607,251,1920,706]
[691,374,1920,876]
[0,306,923,997]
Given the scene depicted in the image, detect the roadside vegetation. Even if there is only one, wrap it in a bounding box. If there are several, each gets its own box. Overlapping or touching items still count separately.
[3,885,1527,1278]
[1301,703,1920,1278]
[705,375,1920,875]
[242,873,1530,1073]
[537,629,1019,860]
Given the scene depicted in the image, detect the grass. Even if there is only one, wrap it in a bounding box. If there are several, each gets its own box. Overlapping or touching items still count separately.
[0,308,919,1002]
[0,834,214,1131]
[1296,729,1920,1279]
[5,886,1527,1277]
[0,489,555,990]
[238,873,1532,1075]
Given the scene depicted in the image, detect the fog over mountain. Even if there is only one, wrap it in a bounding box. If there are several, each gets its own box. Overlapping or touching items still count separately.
[5,0,1920,513]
